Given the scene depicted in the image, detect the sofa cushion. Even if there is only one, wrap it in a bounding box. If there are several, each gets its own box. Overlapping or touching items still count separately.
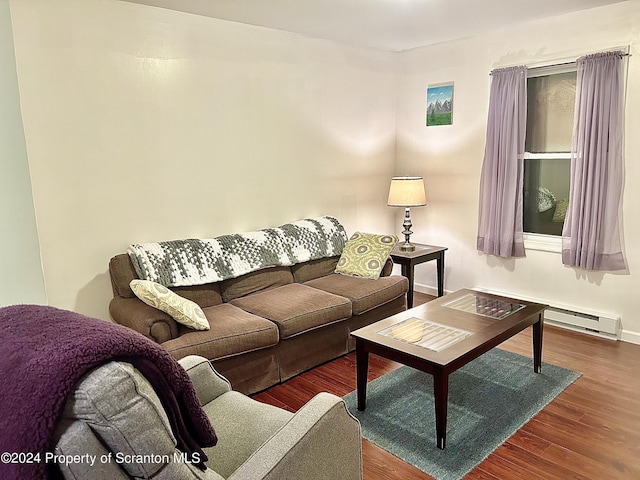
[169,283,224,309]
[230,284,351,339]
[291,256,340,283]
[305,274,408,315]
[130,280,210,331]
[220,266,294,303]
[335,232,398,279]
[162,304,279,360]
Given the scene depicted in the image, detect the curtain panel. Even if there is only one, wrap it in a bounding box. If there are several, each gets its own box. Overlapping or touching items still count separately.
[477,66,527,258]
[562,51,626,271]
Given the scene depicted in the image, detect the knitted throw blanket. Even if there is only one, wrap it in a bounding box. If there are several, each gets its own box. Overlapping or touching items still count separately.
[128,215,348,287]
[0,305,217,480]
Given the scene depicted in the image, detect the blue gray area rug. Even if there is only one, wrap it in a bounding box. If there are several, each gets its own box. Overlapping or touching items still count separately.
[343,348,580,480]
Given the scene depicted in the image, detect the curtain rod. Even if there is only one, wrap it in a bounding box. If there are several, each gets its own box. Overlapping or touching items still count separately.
[491,50,631,74]
[546,52,631,69]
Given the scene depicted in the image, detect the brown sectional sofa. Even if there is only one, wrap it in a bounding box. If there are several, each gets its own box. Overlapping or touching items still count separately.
[109,253,408,395]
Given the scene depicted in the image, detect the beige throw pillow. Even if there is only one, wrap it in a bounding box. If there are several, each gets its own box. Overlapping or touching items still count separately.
[335,232,398,279]
[130,280,210,331]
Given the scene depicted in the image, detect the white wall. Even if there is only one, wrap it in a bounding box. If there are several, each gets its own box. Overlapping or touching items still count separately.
[8,0,640,343]
[9,0,398,320]
[395,1,640,342]
[0,0,46,306]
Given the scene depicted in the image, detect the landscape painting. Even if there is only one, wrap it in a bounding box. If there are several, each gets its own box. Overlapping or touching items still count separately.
[426,82,454,126]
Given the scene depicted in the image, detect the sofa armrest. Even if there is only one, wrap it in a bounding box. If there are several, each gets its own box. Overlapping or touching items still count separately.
[109,296,179,343]
[228,393,362,480]
[178,355,232,405]
[381,256,394,277]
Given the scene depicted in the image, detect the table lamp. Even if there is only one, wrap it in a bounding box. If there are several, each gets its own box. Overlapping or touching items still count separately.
[387,176,427,252]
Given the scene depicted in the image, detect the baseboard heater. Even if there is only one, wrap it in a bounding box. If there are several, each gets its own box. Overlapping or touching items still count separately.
[476,288,621,340]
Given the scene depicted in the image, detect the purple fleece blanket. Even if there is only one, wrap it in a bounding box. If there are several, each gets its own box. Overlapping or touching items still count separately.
[0,304,217,480]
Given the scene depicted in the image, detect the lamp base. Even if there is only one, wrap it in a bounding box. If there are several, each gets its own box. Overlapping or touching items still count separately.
[399,242,416,252]
[398,207,416,252]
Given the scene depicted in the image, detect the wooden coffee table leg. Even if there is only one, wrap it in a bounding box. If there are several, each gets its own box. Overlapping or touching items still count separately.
[433,370,449,449]
[356,341,369,411]
[532,313,544,373]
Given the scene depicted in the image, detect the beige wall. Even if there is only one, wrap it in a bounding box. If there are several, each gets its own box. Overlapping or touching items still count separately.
[9,0,398,320]
[395,1,640,342]
[7,0,640,342]
[0,0,46,306]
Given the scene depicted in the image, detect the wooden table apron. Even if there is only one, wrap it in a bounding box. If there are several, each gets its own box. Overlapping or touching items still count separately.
[353,289,546,450]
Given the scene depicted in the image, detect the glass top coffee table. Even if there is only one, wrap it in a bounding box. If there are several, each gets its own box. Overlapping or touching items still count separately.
[350,288,547,449]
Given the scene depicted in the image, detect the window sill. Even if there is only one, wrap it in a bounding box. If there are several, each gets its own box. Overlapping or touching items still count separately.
[523,233,562,253]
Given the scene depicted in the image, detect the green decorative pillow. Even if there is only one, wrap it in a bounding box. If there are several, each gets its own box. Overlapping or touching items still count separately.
[553,198,569,223]
[335,232,398,279]
[130,280,210,331]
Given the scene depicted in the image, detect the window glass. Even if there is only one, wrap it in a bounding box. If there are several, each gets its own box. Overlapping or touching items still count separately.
[525,72,576,152]
[523,70,576,236]
[523,156,571,236]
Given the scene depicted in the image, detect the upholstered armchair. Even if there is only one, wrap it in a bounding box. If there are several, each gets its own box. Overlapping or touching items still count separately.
[52,355,363,480]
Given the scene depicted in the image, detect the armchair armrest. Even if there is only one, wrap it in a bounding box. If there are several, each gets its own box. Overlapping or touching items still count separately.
[178,355,232,405]
[109,296,178,343]
[228,393,362,480]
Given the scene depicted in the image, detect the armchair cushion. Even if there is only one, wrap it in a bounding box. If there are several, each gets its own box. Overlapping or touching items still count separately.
[59,360,230,480]
[203,391,294,478]
[62,362,177,478]
[53,419,129,480]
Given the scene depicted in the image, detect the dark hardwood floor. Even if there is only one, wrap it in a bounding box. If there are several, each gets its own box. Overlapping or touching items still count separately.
[253,292,640,479]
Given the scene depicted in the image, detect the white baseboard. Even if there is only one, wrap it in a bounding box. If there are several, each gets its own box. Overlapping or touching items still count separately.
[620,329,640,346]
[414,282,441,297]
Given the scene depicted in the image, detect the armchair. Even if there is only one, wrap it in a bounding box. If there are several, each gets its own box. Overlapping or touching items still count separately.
[53,355,362,480]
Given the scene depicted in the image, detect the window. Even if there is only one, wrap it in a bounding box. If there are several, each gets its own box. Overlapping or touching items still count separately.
[523,68,576,237]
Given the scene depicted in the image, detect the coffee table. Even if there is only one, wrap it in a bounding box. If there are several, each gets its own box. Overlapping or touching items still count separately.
[351,288,547,449]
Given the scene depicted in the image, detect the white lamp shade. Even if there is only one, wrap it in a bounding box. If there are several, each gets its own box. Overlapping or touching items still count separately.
[387,176,427,207]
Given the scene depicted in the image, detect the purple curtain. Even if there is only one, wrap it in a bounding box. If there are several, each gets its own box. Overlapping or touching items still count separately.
[562,51,626,270]
[477,66,527,258]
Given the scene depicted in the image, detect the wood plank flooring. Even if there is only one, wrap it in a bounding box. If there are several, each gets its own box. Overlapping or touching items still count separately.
[252,292,640,479]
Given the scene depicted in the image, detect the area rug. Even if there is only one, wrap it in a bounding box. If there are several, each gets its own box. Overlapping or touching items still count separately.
[343,348,580,480]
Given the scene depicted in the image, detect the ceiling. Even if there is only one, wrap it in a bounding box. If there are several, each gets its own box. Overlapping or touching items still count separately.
[122,0,626,51]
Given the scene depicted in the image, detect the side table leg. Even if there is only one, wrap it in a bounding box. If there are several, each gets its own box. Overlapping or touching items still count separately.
[533,313,544,373]
[402,264,415,308]
[433,371,449,449]
[356,341,369,411]
[436,253,445,297]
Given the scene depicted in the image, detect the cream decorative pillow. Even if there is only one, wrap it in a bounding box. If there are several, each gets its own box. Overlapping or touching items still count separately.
[335,232,398,279]
[130,280,210,331]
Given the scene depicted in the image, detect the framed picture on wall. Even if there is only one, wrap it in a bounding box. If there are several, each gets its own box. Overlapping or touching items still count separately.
[426,82,454,126]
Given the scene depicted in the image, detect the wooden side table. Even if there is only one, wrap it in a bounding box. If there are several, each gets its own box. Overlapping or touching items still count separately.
[390,243,447,308]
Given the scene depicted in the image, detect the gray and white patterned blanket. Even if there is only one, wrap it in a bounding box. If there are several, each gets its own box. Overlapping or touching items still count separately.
[127,216,348,287]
